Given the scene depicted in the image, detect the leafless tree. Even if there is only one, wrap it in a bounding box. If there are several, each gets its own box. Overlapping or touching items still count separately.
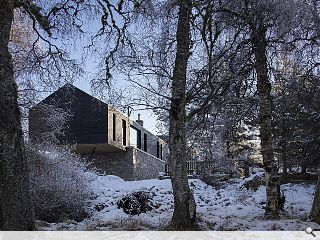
[308,0,320,223]
[216,0,315,217]
[88,0,198,229]
[167,0,198,229]
[0,0,90,230]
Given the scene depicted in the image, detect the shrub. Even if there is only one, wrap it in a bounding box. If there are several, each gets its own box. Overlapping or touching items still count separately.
[117,191,153,215]
[27,144,95,223]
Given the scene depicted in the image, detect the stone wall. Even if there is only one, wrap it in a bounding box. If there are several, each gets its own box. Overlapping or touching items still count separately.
[87,146,165,180]
[88,149,134,180]
[130,147,166,180]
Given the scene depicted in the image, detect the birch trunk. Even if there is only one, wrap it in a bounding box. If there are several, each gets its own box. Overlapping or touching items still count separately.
[251,25,282,217]
[281,142,288,179]
[311,168,320,224]
[311,0,320,37]
[169,0,196,230]
[281,120,287,179]
[0,0,35,230]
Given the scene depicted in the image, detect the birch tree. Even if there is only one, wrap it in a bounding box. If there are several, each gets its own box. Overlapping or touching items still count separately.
[89,0,198,229]
[168,0,197,229]
[216,0,314,217]
[308,0,320,223]
[250,11,282,216]
[93,0,253,228]
[0,0,86,230]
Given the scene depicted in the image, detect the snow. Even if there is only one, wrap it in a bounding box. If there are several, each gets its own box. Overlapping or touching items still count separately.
[37,172,320,231]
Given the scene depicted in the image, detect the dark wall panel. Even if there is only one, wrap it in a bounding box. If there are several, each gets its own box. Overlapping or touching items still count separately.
[29,84,108,145]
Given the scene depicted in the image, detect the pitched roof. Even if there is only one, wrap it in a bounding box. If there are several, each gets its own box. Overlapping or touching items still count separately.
[32,83,107,108]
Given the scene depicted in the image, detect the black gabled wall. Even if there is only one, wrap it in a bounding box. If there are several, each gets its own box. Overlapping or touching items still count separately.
[29,84,108,145]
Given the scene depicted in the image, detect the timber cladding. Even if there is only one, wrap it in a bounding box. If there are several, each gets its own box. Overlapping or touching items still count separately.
[29,84,108,145]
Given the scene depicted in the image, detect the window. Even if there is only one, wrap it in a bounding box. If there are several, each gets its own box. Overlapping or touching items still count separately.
[137,130,142,149]
[112,113,116,141]
[160,143,163,159]
[157,141,160,158]
[122,119,126,146]
[130,126,141,149]
[144,133,148,152]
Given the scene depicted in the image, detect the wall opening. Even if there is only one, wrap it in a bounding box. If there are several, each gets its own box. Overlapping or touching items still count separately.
[112,113,116,141]
[137,129,142,149]
[130,126,141,149]
[122,119,127,146]
[130,126,137,147]
[144,133,148,152]
[160,143,163,159]
[157,141,160,158]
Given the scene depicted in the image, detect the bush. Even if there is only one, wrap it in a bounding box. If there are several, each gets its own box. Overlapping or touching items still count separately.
[117,191,153,215]
[27,144,95,223]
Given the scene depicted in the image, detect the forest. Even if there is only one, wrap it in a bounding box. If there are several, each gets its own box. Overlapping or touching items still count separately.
[0,0,320,232]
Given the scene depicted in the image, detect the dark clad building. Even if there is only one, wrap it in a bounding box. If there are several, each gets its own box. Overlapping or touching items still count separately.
[29,84,108,145]
[29,84,167,180]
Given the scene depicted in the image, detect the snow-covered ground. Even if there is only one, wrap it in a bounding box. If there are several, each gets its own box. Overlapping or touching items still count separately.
[37,172,320,231]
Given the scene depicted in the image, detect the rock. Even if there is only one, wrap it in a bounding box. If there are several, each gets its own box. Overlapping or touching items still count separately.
[243,174,265,191]
[35,220,50,229]
[200,174,230,189]
[64,219,77,225]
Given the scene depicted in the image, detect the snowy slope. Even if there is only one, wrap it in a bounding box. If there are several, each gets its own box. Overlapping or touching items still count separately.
[38,174,320,231]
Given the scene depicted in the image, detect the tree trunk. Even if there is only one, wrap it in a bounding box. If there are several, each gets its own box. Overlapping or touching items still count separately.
[251,25,282,217]
[169,0,196,230]
[281,143,288,178]
[311,0,320,37]
[311,168,320,224]
[281,121,288,179]
[301,163,307,174]
[0,0,35,230]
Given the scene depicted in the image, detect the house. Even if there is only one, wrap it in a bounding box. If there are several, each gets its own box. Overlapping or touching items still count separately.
[29,84,167,180]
